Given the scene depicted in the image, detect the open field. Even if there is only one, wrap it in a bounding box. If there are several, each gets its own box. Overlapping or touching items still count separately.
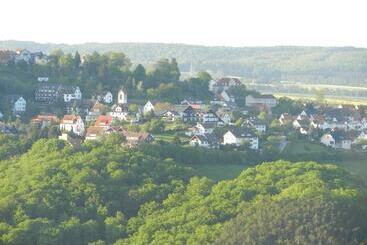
[188,159,367,183]
[274,93,367,105]
[154,133,189,143]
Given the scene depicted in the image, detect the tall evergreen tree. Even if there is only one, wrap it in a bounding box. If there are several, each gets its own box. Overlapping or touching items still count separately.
[170,58,180,82]
[133,64,146,82]
[74,51,81,68]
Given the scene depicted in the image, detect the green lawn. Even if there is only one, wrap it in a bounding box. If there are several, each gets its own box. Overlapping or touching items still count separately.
[154,132,189,143]
[188,159,367,183]
[283,140,328,154]
[189,163,246,181]
[334,160,367,183]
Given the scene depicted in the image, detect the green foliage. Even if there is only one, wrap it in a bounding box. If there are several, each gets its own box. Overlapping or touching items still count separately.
[0,136,366,244]
[0,133,37,161]
[215,196,367,245]
[132,64,146,83]
[2,41,367,85]
[272,97,304,116]
[0,137,192,244]
[120,161,367,244]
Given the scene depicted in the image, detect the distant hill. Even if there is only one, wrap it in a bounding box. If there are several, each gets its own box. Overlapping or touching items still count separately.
[1,40,367,85]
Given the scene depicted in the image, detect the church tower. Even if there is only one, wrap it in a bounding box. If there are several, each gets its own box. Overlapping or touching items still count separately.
[118,87,127,104]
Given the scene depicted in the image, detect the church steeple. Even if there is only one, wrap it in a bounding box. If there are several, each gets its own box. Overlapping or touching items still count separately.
[118,87,127,104]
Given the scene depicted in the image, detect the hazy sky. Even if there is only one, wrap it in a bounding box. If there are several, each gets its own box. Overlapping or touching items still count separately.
[1,0,366,47]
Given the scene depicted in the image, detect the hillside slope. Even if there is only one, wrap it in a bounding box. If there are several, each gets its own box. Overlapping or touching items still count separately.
[1,40,367,85]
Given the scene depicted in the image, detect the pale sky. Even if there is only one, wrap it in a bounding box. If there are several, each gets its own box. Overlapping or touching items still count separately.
[0,0,366,47]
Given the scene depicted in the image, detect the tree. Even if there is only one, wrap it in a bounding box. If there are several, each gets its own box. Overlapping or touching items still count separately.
[170,58,180,82]
[74,51,81,69]
[133,64,146,82]
[197,71,212,82]
[258,111,268,122]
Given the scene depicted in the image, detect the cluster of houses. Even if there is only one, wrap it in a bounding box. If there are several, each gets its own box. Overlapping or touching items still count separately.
[280,105,367,150]
[35,78,82,103]
[30,87,154,146]
[1,75,367,152]
[0,49,48,65]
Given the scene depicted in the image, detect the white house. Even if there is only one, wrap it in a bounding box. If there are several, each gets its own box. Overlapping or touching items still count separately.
[15,49,33,64]
[109,104,129,121]
[63,86,82,102]
[13,96,27,113]
[223,128,259,149]
[118,88,127,104]
[245,94,277,108]
[209,77,241,93]
[216,111,232,125]
[60,115,85,136]
[195,122,216,135]
[245,118,266,133]
[320,131,352,150]
[200,109,220,123]
[189,133,219,148]
[143,101,155,114]
[97,91,113,104]
[220,90,235,103]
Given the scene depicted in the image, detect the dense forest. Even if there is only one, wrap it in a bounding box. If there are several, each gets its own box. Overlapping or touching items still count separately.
[1,40,367,85]
[0,136,366,244]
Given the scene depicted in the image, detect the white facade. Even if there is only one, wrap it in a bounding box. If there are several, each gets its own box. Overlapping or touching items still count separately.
[103,91,113,104]
[220,90,235,102]
[320,133,351,150]
[60,116,85,136]
[253,124,266,133]
[195,123,214,135]
[143,101,155,114]
[13,97,26,112]
[189,136,210,148]
[245,95,277,108]
[202,112,219,123]
[223,131,259,149]
[220,113,232,124]
[64,87,82,102]
[109,105,129,121]
[118,89,127,104]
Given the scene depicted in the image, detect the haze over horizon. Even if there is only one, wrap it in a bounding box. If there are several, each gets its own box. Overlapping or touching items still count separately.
[1,0,367,48]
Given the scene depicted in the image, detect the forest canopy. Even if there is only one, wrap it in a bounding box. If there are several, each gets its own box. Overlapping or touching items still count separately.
[0,137,366,244]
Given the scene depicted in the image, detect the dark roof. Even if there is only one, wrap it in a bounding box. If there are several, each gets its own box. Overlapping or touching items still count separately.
[216,77,241,85]
[199,122,217,129]
[330,130,352,141]
[66,99,94,109]
[3,95,23,104]
[36,82,61,90]
[246,118,265,126]
[191,133,219,144]
[60,85,79,94]
[228,127,256,138]
[250,94,276,99]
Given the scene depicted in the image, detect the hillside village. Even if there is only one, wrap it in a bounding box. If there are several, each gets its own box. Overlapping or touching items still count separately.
[0,49,366,153]
[0,50,366,154]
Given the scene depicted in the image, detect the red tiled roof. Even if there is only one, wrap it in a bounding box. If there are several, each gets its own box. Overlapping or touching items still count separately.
[61,115,81,124]
[31,114,58,123]
[95,115,113,126]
